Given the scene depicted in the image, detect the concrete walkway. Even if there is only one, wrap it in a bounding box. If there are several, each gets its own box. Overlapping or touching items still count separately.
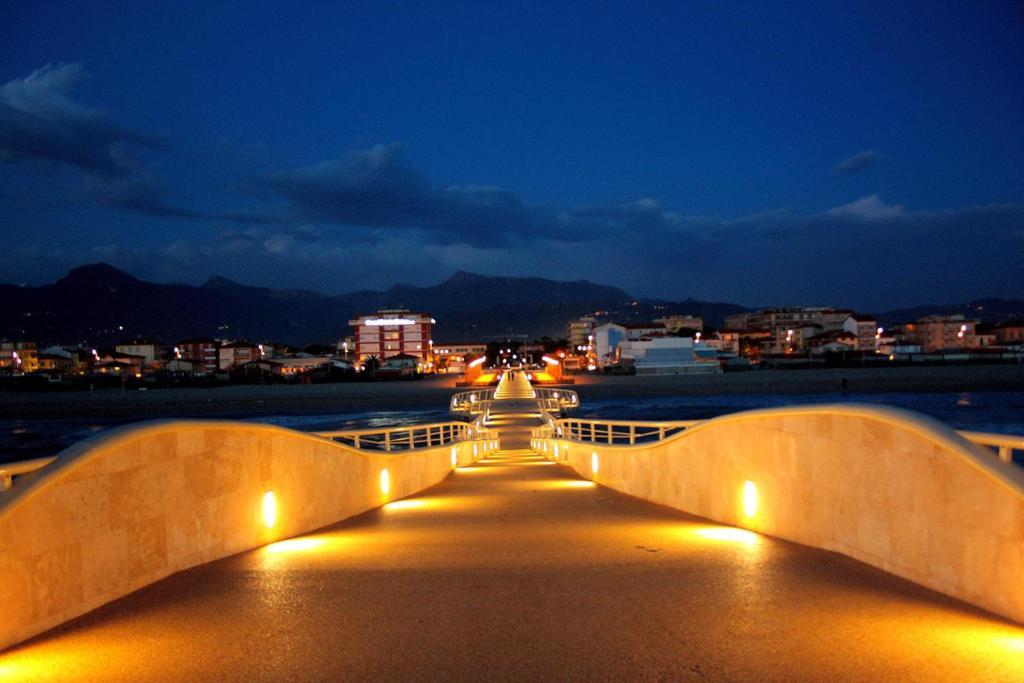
[2,448,1022,681]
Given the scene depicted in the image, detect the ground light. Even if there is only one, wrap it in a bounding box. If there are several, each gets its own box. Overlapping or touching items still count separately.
[743,480,758,517]
[261,491,277,529]
[380,468,391,497]
[591,452,599,475]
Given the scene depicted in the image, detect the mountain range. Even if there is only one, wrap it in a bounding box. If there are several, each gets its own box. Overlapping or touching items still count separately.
[1,264,1021,346]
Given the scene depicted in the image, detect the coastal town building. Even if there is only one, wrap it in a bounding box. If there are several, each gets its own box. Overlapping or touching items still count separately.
[176,337,220,374]
[218,341,262,370]
[114,340,167,366]
[704,330,740,355]
[617,336,720,375]
[567,316,597,350]
[994,321,1024,346]
[843,314,879,351]
[903,316,977,352]
[726,307,854,334]
[0,341,39,374]
[593,322,667,366]
[348,309,434,363]
[652,315,704,333]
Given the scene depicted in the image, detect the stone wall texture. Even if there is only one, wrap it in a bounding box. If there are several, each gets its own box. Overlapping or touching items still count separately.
[545,404,1024,625]
[0,420,481,651]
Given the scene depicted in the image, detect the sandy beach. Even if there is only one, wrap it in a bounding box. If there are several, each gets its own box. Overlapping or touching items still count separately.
[0,364,1021,421]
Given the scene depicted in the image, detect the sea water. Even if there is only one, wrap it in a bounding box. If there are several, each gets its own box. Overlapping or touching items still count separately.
[2,391,1021,465]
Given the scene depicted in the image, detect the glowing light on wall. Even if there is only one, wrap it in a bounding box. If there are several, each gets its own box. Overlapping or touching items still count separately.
[743,480,758,517]
[450,446,458,467]
[591,452,599,474]
[553,444,559,459]
[542,356,560,366]
[261,491,277,528]
[380,468,391,496]
[469,356,487,368]
[473,443,478,457]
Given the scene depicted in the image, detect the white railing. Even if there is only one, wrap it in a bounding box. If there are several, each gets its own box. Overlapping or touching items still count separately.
[538,418,700,445]
[316,421,494,452]
[534,416,1023,466]
[450,389,496,416]
[450,387,579,417]
[0,456,57,492]
[958,431,1024,464]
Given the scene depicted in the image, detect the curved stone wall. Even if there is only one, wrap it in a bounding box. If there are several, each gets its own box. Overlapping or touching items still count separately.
[545,404,1024,624]
[0,420,481,651]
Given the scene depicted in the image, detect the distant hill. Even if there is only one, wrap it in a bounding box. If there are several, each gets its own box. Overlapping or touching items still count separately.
[0,264,736,345]
[4,264,1020,345]
[875,298,1024,326]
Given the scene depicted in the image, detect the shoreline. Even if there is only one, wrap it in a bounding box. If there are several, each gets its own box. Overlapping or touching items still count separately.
[0,365,1021,421]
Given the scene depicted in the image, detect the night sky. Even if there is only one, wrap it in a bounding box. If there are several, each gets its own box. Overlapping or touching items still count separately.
[1,2,1021,311]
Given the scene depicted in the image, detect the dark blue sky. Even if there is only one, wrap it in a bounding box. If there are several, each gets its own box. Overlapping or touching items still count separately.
[1,1,1022,311]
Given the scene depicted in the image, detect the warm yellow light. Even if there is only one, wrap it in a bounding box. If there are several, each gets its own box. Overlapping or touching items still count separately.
[553,444,559,459]
[450,446,458,467]
[473,443,478,457]
[261,490,277,528]
[384,499,425,511]
[380,468,391,496]
[266,537,324,553]
[546,480,596,489]
[694,526,760,545]
[591,452,599,474]
[992,635,1024,653]
[743,480,758,517]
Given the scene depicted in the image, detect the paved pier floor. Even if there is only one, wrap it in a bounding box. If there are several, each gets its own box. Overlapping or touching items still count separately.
[3,450,1023,681]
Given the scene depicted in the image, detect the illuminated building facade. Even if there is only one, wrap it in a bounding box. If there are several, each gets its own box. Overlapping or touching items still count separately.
[349,309,434,362]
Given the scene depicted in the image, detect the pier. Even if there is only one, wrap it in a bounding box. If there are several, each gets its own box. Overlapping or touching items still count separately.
[1,373,1023,680]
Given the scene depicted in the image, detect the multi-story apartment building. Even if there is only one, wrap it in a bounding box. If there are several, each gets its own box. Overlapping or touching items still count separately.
[349,309,434,363]
[0,341,39,374]
[994,321,1024,346]
[842,314,879,351]
[567,316,597,350]
[652,315,704,333]
[114,340,167,366]
[903,316,977,352]
[177,337,221,374]
[219,341,262,369]
[728,307,855,333]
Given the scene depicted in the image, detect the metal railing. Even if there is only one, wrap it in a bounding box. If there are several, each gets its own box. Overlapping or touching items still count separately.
[450,387,579,417]
[536,418,1023,465]
[958,431,1024,464]
[0,456,57,492]
[316,421,494,452]
[538,418,700,445]
[450,389,496,416]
